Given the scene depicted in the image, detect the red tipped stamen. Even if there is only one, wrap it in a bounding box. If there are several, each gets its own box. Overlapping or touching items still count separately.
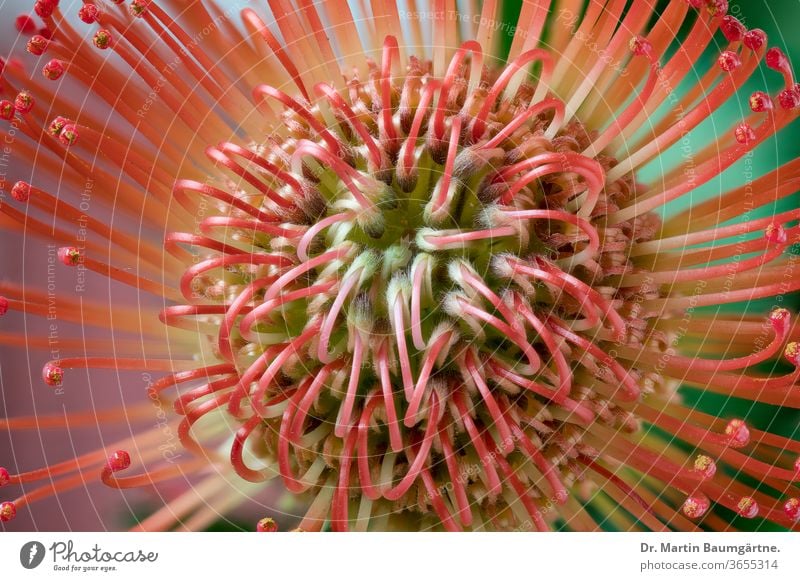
[106,450,131,473]
[14,91,34,114]
[749,91,773,112]
[78,4,100,24]
[743,29,767,51]
[778,87,800,110]
[766,48,792,79]
[15,15,37,34]
[734,122,756,144]
[42,59,65,81]
[58,124,79,146]
[26,35,48,56]
[784,498,800,523]
[47,116,68,137]
[0,501,16,522]
[724,419,751,447]
[693,455,717,479]
[93,29,113,50]
[770,307,792,334]
[34,1,56,19]
[717,50,741,72]
[720,15,746,41]
[257,517,278,532]
[737,496,759,518]
[10,181,31,203]
[705,0,728,16]
[0,100,14,120]
[58,246,82,266]
[784,342,800,366]
[629,35,653,57]
[42,362,63,387]
[682,493,711,519]
[130,0,150,17]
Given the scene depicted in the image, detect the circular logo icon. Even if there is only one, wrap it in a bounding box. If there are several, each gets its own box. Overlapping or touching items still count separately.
[19,541,46,569]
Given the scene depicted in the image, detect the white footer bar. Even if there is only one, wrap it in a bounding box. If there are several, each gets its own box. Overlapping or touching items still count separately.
[1,532,797,580]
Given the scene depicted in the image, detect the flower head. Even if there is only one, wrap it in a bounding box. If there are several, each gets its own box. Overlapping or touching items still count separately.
[1,0,799,532]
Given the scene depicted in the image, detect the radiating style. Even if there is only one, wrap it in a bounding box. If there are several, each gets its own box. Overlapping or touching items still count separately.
[1,0,799,531]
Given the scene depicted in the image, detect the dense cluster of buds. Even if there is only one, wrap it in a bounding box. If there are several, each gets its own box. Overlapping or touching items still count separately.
[0,0,798,532]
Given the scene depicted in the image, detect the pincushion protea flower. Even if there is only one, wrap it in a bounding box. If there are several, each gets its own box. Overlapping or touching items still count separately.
[1,0,799,532]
